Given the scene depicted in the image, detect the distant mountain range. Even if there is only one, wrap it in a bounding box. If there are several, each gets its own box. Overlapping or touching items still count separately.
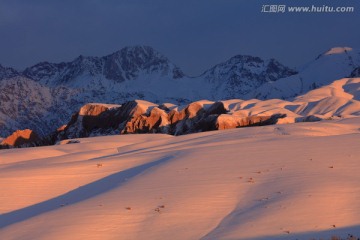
[0,45,359,138]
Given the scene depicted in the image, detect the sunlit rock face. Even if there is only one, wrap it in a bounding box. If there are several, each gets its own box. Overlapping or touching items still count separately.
[1,129,40,147]
[55,100,286,142]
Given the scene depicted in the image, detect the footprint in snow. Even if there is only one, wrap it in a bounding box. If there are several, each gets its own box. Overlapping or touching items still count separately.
[273,127,290,136]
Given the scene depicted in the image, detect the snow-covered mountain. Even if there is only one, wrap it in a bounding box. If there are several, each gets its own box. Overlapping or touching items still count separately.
[200,55,297,99]
[0,76,83,137]
[23,46,184,88]
[20,46,295,103]
[249,47,360,99]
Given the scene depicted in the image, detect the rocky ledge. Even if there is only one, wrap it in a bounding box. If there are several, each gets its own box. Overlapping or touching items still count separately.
[1,129,40,148]
[55,100,288,142]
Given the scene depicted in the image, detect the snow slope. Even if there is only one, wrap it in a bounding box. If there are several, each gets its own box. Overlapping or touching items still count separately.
[293,77,360,117]
[1,117,360,239]
[250,47,360,100]
[220,77,360,123]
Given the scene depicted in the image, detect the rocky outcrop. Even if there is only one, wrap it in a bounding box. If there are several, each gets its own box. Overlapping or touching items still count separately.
[1,129,40,147]
[167,101,231,135]
[215,114,286,130]
[58,103,122,139]
[54,100,287,142]
[122,107,170,134]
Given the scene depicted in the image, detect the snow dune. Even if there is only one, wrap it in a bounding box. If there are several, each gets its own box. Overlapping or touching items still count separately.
[1,117,360,239]
[230,78,360,120]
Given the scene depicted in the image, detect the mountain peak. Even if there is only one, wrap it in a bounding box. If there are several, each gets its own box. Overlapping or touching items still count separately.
[312,46,359,64]
[103,45,184,81]
[315,47,354,60]
[201,54,297,99]
[21,45,185,85]
[323,47,353,56]
[0,64,20,80]
[228,54,263,63]
[107,45,168,63]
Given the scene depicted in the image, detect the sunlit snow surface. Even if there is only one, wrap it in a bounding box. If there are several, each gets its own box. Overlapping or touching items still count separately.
[1,117,360,240]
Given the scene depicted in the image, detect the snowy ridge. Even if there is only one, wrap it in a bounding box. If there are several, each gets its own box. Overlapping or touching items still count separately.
[322,46,353,56]
[0,64,19,80]
[0,77,53,136]
[250,47,360,100]
[20,46,294,103]
[200,55,297,99]
[232,77,360,119]
[23,46,184,87]
[0,76,84,137]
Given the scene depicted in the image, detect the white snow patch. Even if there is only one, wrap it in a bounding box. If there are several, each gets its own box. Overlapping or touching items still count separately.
[323,47,353,55]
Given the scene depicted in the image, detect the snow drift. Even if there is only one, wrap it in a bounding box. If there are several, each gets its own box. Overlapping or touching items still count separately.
[1,117,360,239]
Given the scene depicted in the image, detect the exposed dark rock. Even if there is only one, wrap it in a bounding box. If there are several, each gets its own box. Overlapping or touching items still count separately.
[0,64,19,80]
[350,67,360,77]
[54,101,287,142]
[206,102,228,115]
[58,103,123,139]
[296,115,323,122]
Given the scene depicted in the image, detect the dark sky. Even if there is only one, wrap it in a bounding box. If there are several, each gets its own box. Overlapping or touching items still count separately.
[0,0,359,76]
